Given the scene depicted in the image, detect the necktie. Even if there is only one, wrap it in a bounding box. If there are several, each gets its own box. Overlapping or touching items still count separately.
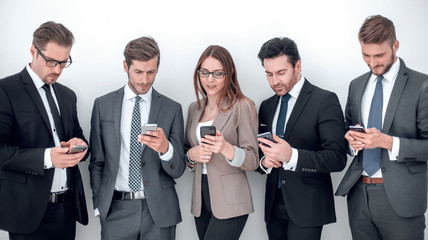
[42,84,64,141]
[363,75,384,176]
[129,96,142,192]
[276,93,291,188]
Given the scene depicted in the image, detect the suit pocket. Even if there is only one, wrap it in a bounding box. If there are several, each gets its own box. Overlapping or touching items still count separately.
[221,172,250,205]
[407,162,427,174]
[0,170,27,183]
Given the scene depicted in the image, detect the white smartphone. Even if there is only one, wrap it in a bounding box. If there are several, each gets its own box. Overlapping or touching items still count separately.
[67,145,88,154]
[141,123,157,135]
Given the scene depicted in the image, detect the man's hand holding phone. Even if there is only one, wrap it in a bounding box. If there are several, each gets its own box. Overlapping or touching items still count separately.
[138,124,169,155]
[258,132,291,168]
[51,138,88,169]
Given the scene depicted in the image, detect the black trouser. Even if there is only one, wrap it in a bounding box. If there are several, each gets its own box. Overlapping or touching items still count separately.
[9,191,76,240]
[267,188,322,240]
[195,174,248,240]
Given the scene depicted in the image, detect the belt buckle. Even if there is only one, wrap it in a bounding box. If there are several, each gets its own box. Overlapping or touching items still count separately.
[131,191,145,199]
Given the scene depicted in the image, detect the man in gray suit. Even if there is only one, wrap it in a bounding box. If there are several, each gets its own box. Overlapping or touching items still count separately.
[89,36,185,240]
[336,15,428,240]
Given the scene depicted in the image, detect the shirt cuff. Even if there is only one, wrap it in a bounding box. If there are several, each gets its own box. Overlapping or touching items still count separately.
[282,148,298,171]
[259,156,273,174]
[388,136,399,161]
[226,146,245,167]
[94,208,100,217]
[158,142,173,161]
[44,148,53,169]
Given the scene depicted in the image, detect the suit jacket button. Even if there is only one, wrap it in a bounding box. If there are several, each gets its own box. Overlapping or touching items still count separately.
[144,181,149,186]
[381,167,386,173]
[141,162,146,167]
[170,163,174,169]
[281,180,286,185]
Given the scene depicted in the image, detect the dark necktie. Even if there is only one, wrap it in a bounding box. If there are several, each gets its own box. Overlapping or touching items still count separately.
[42,84,64,141]
[363,75,384,176]
[276,93,291,188]
[129,96,142,192]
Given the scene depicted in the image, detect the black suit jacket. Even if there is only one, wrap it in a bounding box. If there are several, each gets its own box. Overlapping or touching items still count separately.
[259,79,347,227]
[0,68,88,234]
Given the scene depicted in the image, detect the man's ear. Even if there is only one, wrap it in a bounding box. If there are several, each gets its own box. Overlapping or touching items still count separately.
[123,60,128,72]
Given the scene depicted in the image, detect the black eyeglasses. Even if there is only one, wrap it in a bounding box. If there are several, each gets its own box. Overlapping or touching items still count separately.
[197,70,226,79]
[35,47,72,68]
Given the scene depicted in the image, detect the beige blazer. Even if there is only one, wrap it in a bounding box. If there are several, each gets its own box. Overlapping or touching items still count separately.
[185,98,259,219]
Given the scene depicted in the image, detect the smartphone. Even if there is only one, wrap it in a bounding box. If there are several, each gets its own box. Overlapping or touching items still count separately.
[141,123,157,135]
[67,145,88,154]
[200,126,216,138]
[349,125,366,133]
[257,132,277,147]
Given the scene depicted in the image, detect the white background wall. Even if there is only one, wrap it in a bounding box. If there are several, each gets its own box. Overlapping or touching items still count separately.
[1,0,427,239]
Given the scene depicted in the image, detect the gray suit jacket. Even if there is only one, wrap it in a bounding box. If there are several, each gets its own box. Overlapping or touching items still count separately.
[336,59,428,218]
[89,87,185,227]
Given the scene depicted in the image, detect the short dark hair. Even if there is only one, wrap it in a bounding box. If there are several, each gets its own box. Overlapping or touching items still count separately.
[32,21,74,50]
[257,37,300,67]
[359,15,396,45]
[124,36,160,67]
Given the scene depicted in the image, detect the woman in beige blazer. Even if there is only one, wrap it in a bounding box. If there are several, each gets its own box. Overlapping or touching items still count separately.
[185,45,259,240]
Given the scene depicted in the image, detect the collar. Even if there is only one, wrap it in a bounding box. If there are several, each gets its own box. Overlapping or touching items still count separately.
[26,64,45,89]
[124,83,153,103]
[287,74,305,99]
[371,57,400,83]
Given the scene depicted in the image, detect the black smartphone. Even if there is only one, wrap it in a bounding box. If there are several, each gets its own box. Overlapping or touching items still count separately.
[257,132,277,147]
[200,126,216,138]
[67,145,88,154]
[349,126,366,133]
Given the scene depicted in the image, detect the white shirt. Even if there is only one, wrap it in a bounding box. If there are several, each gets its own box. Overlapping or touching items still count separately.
[260,75,305,174]
[359,59,401,177]
[114,84,174,192]
[26,64,67,193]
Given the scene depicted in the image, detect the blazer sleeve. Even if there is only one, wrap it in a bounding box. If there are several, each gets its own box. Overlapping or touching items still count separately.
[296,91,347,173]
[88,98,104,207]
[0,82,46,175]
[234,100,259,171]
[160,103,186,179]
[397,80,428,162]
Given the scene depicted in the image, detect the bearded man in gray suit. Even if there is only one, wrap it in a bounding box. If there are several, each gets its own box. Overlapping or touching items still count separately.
[336,15,428,240]
[89,36,185,240]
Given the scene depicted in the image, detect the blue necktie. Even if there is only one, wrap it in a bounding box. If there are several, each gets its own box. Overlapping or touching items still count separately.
[276,94,291,188]
[129,96,142,192]
[363,76,384,176]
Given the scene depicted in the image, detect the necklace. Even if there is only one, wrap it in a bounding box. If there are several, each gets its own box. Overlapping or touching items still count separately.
[207,104,216,111]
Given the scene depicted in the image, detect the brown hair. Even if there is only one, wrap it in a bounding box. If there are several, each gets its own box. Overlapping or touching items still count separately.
[124,36,160,68]
[358,15,396,45]
[32,21,74,50]
[193,45,247,111]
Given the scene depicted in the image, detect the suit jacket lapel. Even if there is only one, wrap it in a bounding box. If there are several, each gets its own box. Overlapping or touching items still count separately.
[21,69,53,139]
[189,100,206,147]
[355,72,371,127]
[113,88,124,145]
[213,100,232,132]
[284,80,312,140]
[148,88,162,124]
[383,59,408,133]
[265,95,280,132]
[52,84,67,140]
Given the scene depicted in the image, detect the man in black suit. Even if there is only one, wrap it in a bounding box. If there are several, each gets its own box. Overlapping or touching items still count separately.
[0,21,88,240]
[336,15,428,240]
[257,37,347,240]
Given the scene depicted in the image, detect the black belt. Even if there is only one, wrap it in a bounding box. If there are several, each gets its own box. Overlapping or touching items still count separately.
[49,191,67,203]
[113,190,145,200]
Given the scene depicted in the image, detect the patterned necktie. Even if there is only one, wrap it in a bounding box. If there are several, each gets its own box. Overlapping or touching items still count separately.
[363,75,384,176]
[129,96,142,192]
[42,84,64,141]
[276,93,291,188]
